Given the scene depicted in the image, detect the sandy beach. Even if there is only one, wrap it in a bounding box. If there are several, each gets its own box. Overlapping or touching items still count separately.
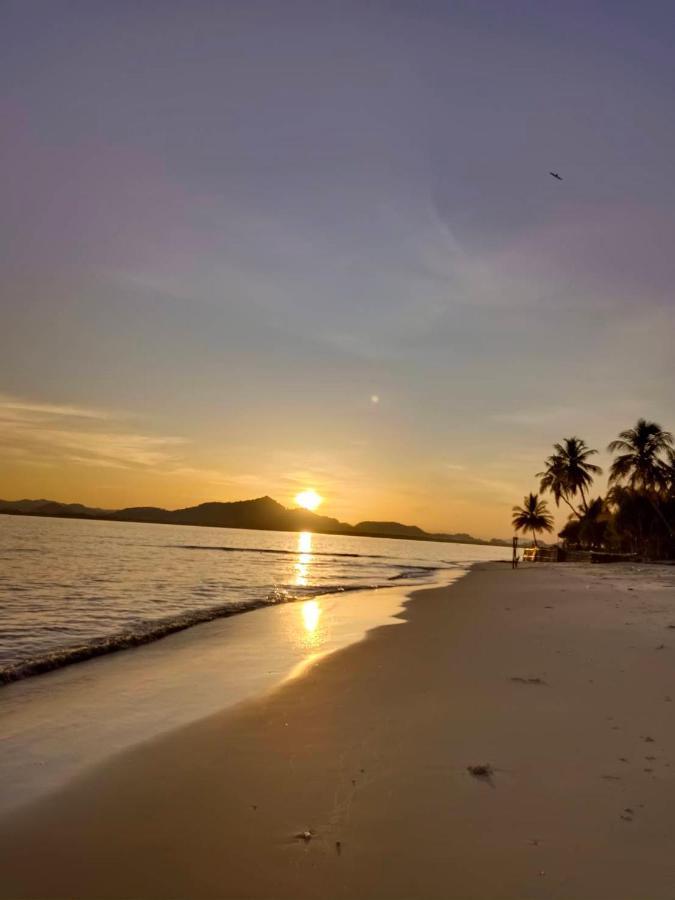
[2,561,675,899]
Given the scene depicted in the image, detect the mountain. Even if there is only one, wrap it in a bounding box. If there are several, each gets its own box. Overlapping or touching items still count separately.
[0,496,510,546]
[107,506,174,523]
[355,520,427,538]
[112,496,355,535]
[0,499,53,513]
[0,499,112,516]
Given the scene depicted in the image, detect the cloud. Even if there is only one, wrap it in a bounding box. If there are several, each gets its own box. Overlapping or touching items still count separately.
[0,395,109,420]
[0,393,186,470]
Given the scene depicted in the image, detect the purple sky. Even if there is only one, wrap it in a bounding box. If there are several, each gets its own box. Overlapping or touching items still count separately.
[1,1,674,536]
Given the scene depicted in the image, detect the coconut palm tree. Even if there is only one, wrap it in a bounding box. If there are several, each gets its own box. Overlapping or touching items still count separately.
[537,437,602,515]
[607,419,674,493]
[512,493,554,547]
[538,453,581,517]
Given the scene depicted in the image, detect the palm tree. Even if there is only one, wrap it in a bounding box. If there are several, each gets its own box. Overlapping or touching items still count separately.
[538,453,581,517]
[512,493,554,547]
[607,419,674,493]
[579,497,610,549]
[537,437,602,515]
[608,419,675,543]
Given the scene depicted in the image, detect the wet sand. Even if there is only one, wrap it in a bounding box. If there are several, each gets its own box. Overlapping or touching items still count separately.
[0,584,411,815]
[2,561,675,899]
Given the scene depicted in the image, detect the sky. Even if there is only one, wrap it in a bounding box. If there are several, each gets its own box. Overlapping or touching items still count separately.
[1,0,674,538]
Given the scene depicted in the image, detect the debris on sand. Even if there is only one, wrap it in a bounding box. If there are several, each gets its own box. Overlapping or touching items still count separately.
[467,764,493,778]
[335,841,342,855]
[510,677,547,685]
[643,736,656,743]
[295,830,314,843]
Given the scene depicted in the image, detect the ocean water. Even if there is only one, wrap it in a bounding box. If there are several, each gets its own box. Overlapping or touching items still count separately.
[0,514,510,682]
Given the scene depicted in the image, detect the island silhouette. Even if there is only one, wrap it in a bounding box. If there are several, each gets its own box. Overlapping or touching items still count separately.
[0,496,508,547]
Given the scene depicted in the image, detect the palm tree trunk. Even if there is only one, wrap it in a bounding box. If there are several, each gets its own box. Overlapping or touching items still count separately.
[578,484,589,514]
[531,529,539,548]
[561,491,581,518]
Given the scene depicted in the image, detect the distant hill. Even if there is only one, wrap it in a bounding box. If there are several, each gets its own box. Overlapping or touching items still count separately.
[355,520,427,538]
[0,496,510,547]
[0,499,113,516]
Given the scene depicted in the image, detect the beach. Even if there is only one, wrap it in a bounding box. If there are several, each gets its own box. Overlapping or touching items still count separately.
[2,561,675,899]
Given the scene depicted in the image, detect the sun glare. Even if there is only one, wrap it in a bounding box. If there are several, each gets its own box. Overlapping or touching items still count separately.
[295,489,323,511]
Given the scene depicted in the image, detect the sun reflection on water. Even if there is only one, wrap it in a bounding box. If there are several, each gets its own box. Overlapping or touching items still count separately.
[294,532,313,587]
[292,533,324,647]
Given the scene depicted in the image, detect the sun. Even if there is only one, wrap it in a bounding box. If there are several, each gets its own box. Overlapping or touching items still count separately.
[295,489,323,511]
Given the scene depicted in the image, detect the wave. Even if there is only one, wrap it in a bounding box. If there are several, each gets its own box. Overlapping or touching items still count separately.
[387,565,443,581]
[0,581,390,686]
[174,544,388,560]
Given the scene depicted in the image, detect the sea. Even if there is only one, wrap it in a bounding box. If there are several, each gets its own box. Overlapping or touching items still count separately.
[0,513,510,683]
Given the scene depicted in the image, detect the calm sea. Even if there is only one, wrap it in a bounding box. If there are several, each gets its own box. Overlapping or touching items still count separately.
[0,514,510,682]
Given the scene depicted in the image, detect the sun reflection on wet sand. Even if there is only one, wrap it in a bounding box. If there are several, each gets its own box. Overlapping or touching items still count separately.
[299,599,322,648]
[301,599,321,633]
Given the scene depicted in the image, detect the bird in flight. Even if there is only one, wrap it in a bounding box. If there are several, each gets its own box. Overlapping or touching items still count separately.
[549,171,563,181]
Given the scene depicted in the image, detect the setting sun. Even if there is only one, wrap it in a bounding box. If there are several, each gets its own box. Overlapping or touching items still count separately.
[294,489,323,511]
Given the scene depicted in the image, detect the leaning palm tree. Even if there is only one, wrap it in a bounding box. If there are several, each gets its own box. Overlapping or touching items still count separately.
[607,419,674,493]
[538,453,581,517]
[537,437,602,515]
[512,493,554,547]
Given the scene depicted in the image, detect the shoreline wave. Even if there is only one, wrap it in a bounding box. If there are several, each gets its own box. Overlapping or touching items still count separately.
[0,580,410,686]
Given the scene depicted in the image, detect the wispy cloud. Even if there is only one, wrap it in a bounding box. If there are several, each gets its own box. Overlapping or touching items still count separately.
[0,395,109,420]
[0,393,186,470]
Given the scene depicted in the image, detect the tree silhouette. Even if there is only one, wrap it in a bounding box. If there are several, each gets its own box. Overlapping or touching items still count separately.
[538,437,602,515]
[512,493,554,547]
